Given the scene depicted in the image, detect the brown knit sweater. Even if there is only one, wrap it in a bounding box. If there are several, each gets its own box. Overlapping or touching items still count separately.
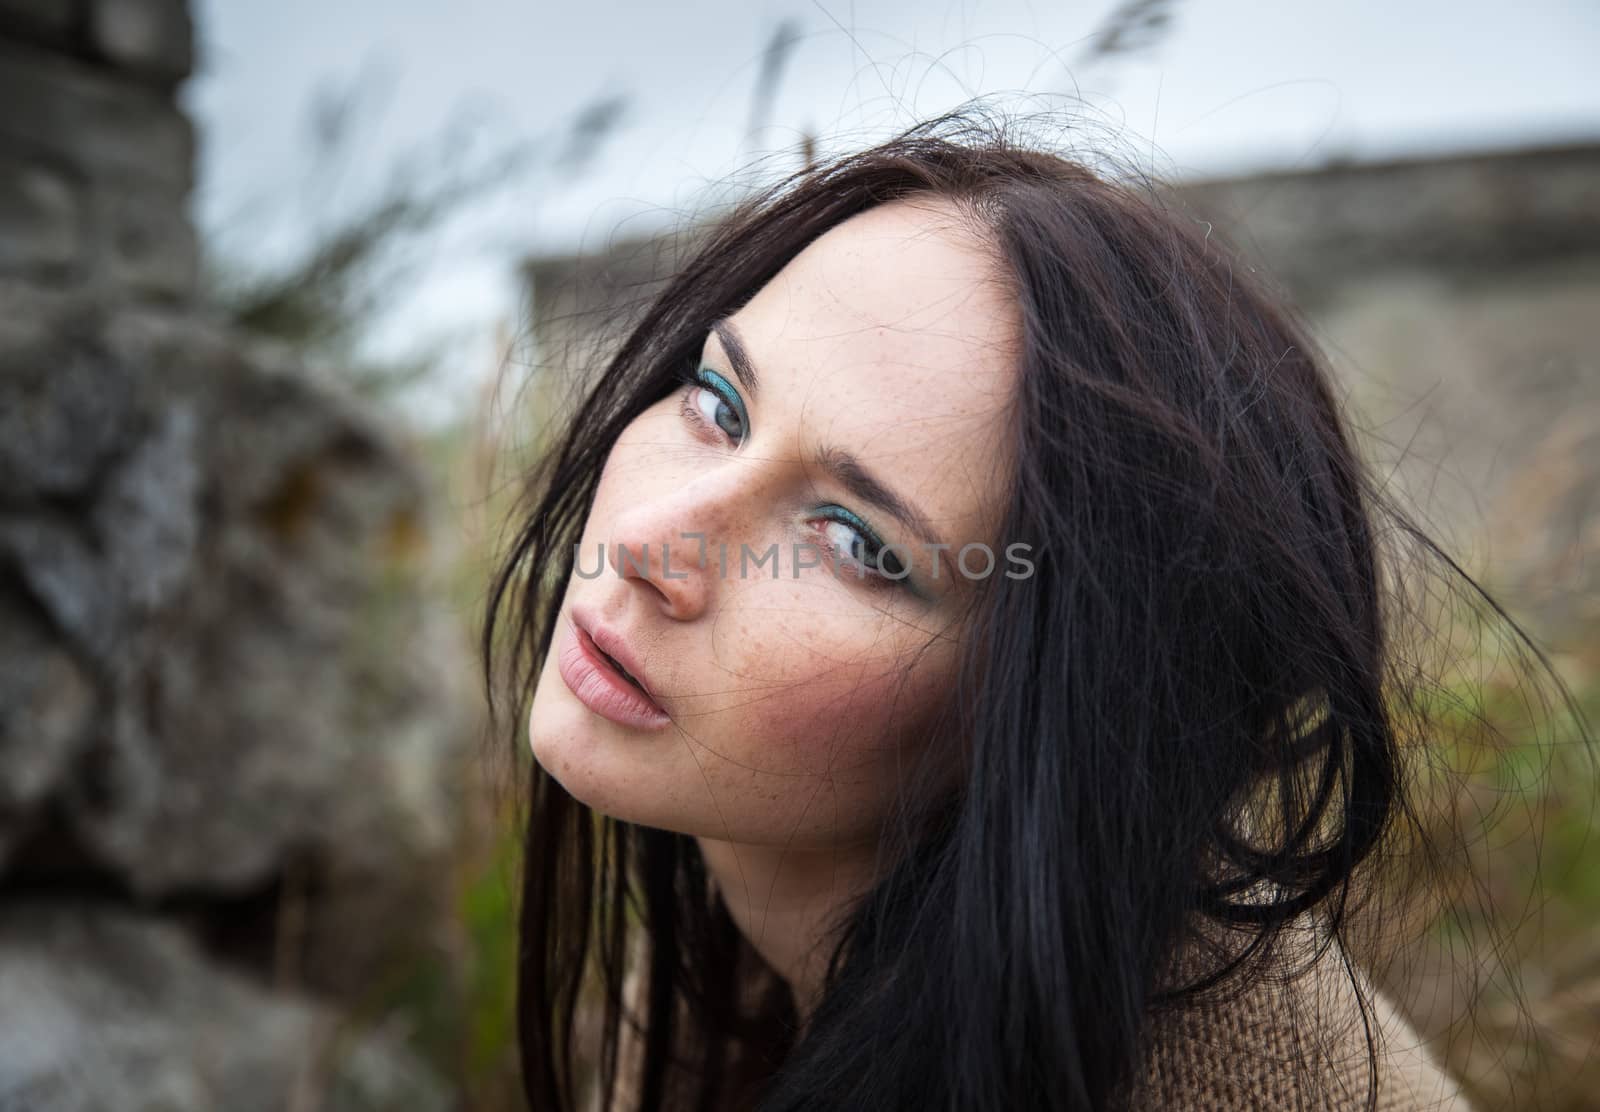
[1130,927,1470,1110]
[598,921,1471,1111]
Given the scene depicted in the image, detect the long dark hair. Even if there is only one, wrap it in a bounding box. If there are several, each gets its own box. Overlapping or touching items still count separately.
[483,110,1592,1110]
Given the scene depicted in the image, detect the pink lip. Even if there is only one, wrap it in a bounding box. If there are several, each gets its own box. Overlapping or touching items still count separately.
[557,612,671,731]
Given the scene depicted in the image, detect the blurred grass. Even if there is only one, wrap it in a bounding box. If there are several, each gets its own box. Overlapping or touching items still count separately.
[1367,618,1600,1110]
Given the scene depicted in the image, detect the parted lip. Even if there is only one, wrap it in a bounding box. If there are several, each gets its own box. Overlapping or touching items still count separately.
[569,602,664,710]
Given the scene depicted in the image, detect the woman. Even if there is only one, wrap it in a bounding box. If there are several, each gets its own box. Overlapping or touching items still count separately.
[485,114,1576,1109]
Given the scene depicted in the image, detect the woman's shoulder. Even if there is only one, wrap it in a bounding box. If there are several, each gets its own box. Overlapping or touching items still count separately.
[1132,922,1471,1111]
[598,918,1472,1111]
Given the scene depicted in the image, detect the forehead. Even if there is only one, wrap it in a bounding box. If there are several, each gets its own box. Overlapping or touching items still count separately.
[715,198,1021,545]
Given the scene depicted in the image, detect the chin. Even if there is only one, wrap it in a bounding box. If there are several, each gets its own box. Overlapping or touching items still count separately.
[526,678,681,830]
[528,681,606,799]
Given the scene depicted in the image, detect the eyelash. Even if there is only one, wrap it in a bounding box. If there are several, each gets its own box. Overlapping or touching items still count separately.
[810,508,907,590]
[674,362,909,591]
[676,363,746,446]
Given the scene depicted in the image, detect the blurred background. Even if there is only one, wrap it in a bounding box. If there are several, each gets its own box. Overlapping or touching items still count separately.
[0,1,1596,1108]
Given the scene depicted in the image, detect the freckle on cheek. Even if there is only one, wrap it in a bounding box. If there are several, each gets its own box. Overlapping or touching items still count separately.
[763,665,911,761]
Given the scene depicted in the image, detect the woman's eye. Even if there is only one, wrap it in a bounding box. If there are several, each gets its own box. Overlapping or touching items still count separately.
[682,367,747,445]
[692,386,745,442]
[819,519,907,579]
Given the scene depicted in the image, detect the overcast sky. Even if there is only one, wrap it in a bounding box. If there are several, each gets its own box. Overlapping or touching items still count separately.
[183,0,1600,424]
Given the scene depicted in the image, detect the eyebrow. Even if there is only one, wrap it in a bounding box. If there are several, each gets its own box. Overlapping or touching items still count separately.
[709,317,949,553]
[710,318,759,397]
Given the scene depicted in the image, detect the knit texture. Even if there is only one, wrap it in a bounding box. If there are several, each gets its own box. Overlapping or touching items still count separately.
[1131,930,1470,1110]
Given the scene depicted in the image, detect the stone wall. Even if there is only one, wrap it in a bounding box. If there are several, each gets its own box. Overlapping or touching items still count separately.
[0,0,196,301]
[0,3,470,1108]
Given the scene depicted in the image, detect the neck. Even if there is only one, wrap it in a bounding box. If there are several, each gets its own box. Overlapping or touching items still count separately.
[694,835,880,1022]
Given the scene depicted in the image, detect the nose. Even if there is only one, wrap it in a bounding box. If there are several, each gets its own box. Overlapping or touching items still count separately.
[606,483,733,621]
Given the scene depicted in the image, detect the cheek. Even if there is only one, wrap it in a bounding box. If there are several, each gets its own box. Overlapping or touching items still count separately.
[584,404,690,518]
[699,583,953,777]
[683,585,957,848]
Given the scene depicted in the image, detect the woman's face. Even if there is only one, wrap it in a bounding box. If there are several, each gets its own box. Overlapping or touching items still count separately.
[528,197,1020,850]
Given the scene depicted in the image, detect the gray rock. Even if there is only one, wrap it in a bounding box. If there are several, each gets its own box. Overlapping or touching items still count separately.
[91,401,201,615]
[0,158,81,275]
[0,0,76,45]
[88,0,193,84]
[0,512,125,663]
[94,181,197,299]
[0,42,194,193]
[0,590,94,865]
[0,292,471,995]
[0,311,135,500]
[0,903,452,1112]
[12,306,475,1000]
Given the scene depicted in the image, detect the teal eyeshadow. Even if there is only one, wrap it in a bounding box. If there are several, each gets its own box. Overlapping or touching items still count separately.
[813,505,923,595]
[696,367,747,427]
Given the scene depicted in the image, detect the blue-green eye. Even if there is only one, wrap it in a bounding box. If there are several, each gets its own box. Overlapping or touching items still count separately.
[815,508,908,581]
[685,367,746,444]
